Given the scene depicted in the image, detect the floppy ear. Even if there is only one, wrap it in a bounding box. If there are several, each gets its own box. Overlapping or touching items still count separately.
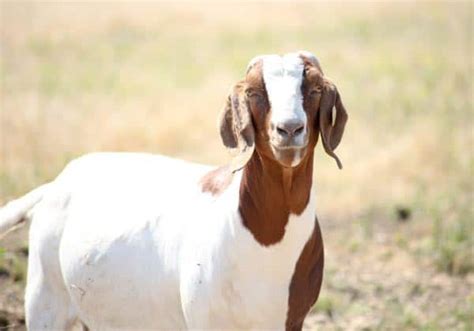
[219,82,255,172]
[319,80,348,169]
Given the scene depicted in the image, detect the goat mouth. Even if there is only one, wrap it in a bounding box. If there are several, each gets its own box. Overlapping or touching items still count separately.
[270,142,308,151]
[270,144,307,168]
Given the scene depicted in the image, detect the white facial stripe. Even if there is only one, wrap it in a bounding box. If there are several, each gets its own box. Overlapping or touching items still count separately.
[262,54,307,132]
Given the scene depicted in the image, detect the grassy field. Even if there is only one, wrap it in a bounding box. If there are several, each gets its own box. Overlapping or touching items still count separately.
[0,2,473,330]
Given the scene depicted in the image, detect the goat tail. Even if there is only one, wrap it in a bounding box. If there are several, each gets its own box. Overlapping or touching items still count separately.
[0,183,51,238]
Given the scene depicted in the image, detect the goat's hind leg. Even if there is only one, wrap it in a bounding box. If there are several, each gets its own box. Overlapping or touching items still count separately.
[25,209,76,330]
[25,277,76,331]
[25,236,77,331]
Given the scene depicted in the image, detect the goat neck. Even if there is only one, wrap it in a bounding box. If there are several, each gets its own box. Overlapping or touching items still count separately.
[238,149,314,246]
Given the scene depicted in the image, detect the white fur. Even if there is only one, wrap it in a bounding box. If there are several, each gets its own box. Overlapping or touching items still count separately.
[262,53,307,147]
[0,152,316,330]
[291,150,302,167]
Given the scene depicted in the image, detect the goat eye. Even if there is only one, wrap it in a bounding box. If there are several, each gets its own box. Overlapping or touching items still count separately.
[310,86,322,96]
[247,91,264,100]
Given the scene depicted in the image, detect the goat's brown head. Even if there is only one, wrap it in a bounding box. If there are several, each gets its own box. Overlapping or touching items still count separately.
[220,51,348,170]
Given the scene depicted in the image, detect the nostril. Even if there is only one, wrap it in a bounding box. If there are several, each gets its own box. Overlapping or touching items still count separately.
[275,121,305,137]
[276,126,289,136]
[294,125,304,136]
[276,122,304,137]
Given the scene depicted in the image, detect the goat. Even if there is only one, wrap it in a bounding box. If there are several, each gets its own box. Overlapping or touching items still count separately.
[0,51,347,331]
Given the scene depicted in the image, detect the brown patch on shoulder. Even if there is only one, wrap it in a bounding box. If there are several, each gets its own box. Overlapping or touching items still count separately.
[286,217,324,331]
[200,165,233,196]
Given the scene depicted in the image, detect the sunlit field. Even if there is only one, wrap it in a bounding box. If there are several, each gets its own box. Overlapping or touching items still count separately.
[0,2,472,330]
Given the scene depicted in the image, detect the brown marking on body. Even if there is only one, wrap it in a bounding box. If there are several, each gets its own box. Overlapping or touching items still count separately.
[200,165,233,196]
[285,217,324,331]
[239,151,314,245]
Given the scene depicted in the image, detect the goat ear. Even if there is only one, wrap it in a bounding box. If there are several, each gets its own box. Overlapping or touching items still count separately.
[219,82,255,172]
[319,80,348,169]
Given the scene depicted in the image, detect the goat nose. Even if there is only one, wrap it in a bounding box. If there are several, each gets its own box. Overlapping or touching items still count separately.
[275,120,305,137]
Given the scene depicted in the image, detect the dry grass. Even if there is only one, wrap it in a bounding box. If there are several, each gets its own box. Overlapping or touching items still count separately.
[0,1,473,330]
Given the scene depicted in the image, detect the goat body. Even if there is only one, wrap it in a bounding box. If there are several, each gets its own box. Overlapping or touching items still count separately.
[8,152,316,330]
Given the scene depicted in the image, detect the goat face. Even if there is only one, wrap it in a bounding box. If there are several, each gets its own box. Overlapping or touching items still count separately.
[220,51,348,170]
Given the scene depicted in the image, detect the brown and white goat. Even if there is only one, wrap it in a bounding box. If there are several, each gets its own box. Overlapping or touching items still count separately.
[0,51,347,330]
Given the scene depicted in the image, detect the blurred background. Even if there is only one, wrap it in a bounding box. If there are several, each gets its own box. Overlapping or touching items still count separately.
[0,2,472,330]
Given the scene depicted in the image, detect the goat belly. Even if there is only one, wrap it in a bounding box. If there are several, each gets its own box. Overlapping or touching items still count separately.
[59,214,188,329]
